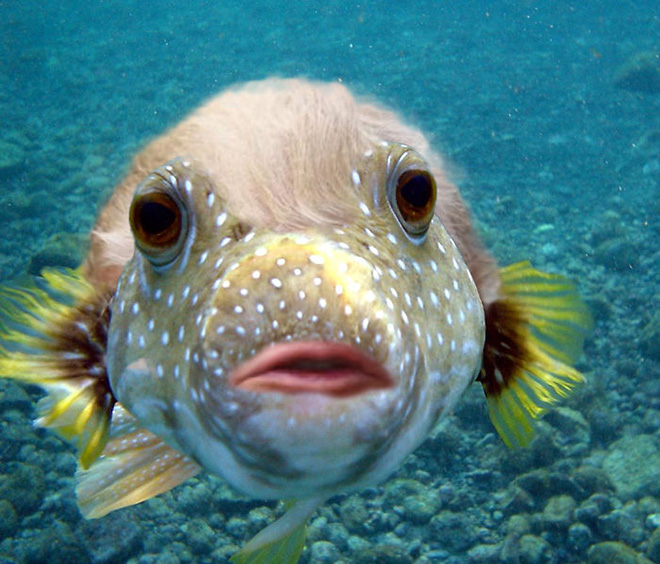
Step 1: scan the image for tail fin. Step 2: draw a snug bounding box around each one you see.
[479,261,592,448]
[0,269,115,468]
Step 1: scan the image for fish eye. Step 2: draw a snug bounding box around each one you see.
[389,166,437,241]
[130,177,188,268]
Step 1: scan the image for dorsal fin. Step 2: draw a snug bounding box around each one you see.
[0,268,115,467]
[479,261,592,447]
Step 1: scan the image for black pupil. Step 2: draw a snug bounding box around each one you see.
[139,201,176,235]
[400,173,432,208]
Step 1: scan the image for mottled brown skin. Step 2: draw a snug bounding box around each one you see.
[83,78,500,308]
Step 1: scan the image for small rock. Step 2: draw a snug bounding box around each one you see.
[514,469,550,498]
[602,434,660,500]
[310,540,341,563]
[575,494,615,526]
[28,232,89,275]
[354,544,412,564]
[184,519,215,555]
[80,514,143,563]
[567,523,592,553]
[518,534,551,564]
[0,383,33,416]
[571,466,613,499]
[614,51,660,94]
[647,528,660,562]
[597,509,645,546]
[500,487,536,516]
[647,513,660,529]
[467,543,501,563]
[593,238,637,271]
[507,514,531,538]
[0,462,45,516]
[429,510,476,553]
[21,520,91,564]
[339,496,370,535]
[587,541,654,564]
[0,501,18,540]
[542,495,577,530]
[225,517,247,539]
[402,492,440,525]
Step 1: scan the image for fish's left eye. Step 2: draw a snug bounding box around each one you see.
[130,178,188,268]
[389,166,437,241]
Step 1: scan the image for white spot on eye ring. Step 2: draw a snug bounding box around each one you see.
[359,202,371,216]
[351,169,361,186]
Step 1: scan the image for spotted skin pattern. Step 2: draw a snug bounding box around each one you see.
[107,142,485,501]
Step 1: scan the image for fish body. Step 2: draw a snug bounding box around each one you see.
[108,150,484,501]
[0,79,590,563]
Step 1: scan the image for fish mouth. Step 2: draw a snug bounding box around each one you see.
[229,341,394,397]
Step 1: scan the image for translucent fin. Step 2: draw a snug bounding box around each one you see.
[0,269,114,467]
[230,497,323,564]
[76,404,200,518]
[479,261,592,448]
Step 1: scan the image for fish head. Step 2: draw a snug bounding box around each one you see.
[107,142,485,499]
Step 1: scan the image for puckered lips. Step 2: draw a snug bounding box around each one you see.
[229,341,394,397]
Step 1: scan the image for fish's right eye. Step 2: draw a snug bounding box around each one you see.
[130,182,188,268]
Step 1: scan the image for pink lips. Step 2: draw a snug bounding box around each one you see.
[229,342,393,397]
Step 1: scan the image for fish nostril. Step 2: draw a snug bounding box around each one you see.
[232,222,252,241]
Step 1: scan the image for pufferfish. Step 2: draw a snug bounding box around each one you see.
[0,79,590,563]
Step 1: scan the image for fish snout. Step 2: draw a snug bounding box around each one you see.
[201,237,401,395]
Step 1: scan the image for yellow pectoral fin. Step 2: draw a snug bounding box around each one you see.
[480,262,592,448]
[0,268,115,468]
[76,404,200,518]
[231,497,323,564]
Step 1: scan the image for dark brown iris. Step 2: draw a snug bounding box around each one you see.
[394,169,436,236]
[129,186,187,267]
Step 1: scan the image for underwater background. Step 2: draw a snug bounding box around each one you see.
[0,1,658,563]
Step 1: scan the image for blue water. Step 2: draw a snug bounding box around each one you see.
[0,1,658,563]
